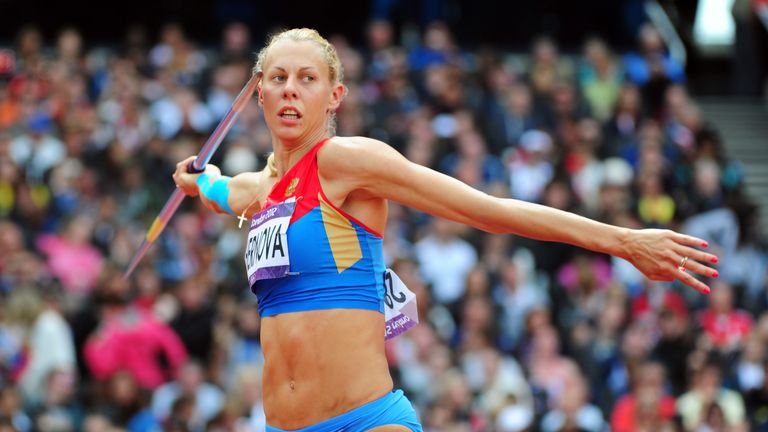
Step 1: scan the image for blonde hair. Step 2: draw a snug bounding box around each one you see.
[254,28,345,89]
[256,28,346,176]
[267,153,277,176]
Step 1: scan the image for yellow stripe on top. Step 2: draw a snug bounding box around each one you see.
[318,192,363,273]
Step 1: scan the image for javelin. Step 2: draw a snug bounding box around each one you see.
[123,73,260,279]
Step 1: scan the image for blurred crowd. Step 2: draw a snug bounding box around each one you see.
[0,15,767,432]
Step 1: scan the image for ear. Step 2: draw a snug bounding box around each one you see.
[327,83,345,112]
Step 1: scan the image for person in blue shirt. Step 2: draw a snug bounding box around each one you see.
[623,24,686,86]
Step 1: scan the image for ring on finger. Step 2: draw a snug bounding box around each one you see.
[678,256,689,272]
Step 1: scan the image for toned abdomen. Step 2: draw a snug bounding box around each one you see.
[260,309,393,429]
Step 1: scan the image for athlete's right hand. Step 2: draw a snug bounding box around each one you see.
[172,156,221,197]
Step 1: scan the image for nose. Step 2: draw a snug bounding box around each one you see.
[283,75,298,99]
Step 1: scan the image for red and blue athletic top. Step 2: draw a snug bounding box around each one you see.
[250,139,386,317]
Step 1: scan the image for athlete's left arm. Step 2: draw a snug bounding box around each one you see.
[330,137,718,294]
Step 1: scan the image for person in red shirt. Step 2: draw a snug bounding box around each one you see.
[697,281,752,352]
[611,361,677,432]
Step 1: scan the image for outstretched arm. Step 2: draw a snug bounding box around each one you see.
[328,137,718,294]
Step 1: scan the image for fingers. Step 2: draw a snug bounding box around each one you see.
[175,155,198,173]
[668,232,719,294]
[666,250,716,294]
[645,258,714,295]
[675,246,719,278]
[174,157,193,183]
[173,155,201,196]
[671,231,709,249]
[676,253,718,279]
[675,268,712,294]
[673,244,719,270]
[668,248,717,295]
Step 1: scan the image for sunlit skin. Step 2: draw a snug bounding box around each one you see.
[174,36,719,431]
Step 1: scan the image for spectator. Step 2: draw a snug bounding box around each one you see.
[526,36,573,108]
[636,170,675,227]
[677,359,748,431]
[214,301,264,390]
[470,348,534,427]
[91,371,158,429]
[35,214,104,297]
[507,129,554,203]
[567,118,607,215]
[697,281,753,353]
[494,256,548,352]
[10,113,66,182]
[169,277,216,363]
[651,291,696,396]
[524,325,581,412]
[4,286,76,408]
[736,333,766,409]
[414,217,477,305]
[585,295,627,411]
[578,37,623,122]
[540,365,607,432]
[407,21,460,73]
[30,369,83,432]
[83,286,187,390]
[556,251,612,323]
[439,129,506,191]
[611,361,677,432]
[149,87,214,139]
[603,83,644,159]
[230,366,266,432]
[148,23,207,86]
[0,386,32,432]
[484,83,541,154]
[150,360,225,430]
[623,23,685,116]
[207,61,251,123]
[218,21,252,65]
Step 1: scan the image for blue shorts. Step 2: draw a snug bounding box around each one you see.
[265,389,422,432]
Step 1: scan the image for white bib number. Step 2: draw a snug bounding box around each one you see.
[384,269,419,340]
[245,199,296,285]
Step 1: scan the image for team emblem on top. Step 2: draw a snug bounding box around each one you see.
[285,178,299,196]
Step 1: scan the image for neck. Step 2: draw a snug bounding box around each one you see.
[271,129,330,177]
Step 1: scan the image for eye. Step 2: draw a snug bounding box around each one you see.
[302,75,315,82]
[272,75,286,82]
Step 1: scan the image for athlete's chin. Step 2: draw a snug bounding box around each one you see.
[274,128,305,141]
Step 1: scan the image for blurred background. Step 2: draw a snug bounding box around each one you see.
[0,0,767,431]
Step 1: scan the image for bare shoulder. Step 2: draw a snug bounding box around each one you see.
[319,136,401,178]
[321,136,389,159]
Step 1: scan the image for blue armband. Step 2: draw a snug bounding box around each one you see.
[196,173,234,215]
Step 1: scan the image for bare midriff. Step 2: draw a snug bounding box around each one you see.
[260,308,393,429]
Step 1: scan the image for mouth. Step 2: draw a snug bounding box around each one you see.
[278,106,302,120]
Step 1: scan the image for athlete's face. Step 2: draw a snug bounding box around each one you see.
[259,39,344,142]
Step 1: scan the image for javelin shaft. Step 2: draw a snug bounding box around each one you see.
[189,74,260,172]
[123,189,186,278]
[124,74,259,279]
